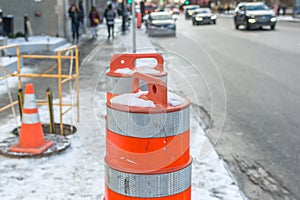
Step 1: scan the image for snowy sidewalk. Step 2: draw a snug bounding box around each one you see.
[0,24,246,199]
[77,26,247,199]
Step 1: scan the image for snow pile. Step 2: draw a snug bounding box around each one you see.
[110,91,186,107]
[138,67,160,74]
[0,91,245,200]
[110,91,155,107]
[7,36,65,45]
[114,68,134,75]
[0,57,18,68]
[0,118,104,200]
[114,67,160,75]
[0,66,35,95]
[189,124,244,199]
[168,92,186,106]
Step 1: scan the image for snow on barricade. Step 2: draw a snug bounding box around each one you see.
[138,67,160,74]
[110,91,185,107]
[114,68,134,75]
[114,67,160,75]
[110,91,155,107]
[168,92,186,106]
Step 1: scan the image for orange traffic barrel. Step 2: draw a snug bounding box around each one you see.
[106,53,167,102]
[10,84,53,154]
[104,72,192,199]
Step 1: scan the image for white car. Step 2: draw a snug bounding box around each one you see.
[146,12,176,37]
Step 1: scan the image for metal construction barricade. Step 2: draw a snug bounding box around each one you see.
[0,44,79,135]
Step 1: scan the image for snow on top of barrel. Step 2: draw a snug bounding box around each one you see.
[110,91,185,107]
[114,68,134,75]
[168,92,186,106]
[114,67,160,75]
[110,91,156,107]
[138,68,160,74]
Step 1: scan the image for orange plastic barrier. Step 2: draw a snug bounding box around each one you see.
[106,53,167,102]
[10,84,53,154]
[104,72,192,199]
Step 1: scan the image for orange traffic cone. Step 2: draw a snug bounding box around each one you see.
[10,84,53,154]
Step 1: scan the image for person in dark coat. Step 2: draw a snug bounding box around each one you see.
[68,4,81,44]
[104,4,116,39]
[89,6,100,38]
[78,1,85,32]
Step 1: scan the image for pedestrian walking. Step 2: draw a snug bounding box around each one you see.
[140,0,145,21]
[78,1,85,32]
[89,6,100,38]
[104,4,116,39]
[68,4,81,44]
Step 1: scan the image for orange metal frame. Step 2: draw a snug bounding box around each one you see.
[0,44,80,135]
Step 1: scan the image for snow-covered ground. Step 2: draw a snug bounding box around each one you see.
[1,36,69,55]
[0,66,35,95]
[0,85,246,200]
[6,36,65,46]
[0,27,246,199]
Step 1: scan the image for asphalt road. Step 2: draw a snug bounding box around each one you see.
[149,15,300,200]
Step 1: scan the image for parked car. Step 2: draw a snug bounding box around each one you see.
[169,7,180,15]
[146,12,176,37]
[294,6,300,18]
[184,5,200,19]
[234,2,277,30]
[192,8,217,25]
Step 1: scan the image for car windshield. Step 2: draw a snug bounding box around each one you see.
[246,4,269,11]
[187,6,199,11]
[151,14,172,20]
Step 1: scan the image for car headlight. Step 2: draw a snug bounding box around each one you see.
[196,16,203,21]
[211,15,217,20]
[270,17,277,22]
[248,18,256,23]
[188,10,193,15]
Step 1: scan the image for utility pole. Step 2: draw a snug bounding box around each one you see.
[24,15,29,41]
[122,0,127,33]
[132,0,136,53]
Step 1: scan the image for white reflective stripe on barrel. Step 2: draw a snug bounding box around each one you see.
[23,94,37,109]
[106,75,167,94]
[105,164,191,198]
[22,113,40,124]
[107,106,189,138]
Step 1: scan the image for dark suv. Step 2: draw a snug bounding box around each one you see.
[234,2,277,30]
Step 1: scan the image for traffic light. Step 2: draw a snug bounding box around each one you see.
[128,0,132,4]
[185,0,190,5]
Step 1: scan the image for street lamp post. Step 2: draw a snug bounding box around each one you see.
[132,0,136,53]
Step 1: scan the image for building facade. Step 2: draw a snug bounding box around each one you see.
[0,0,106,40]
